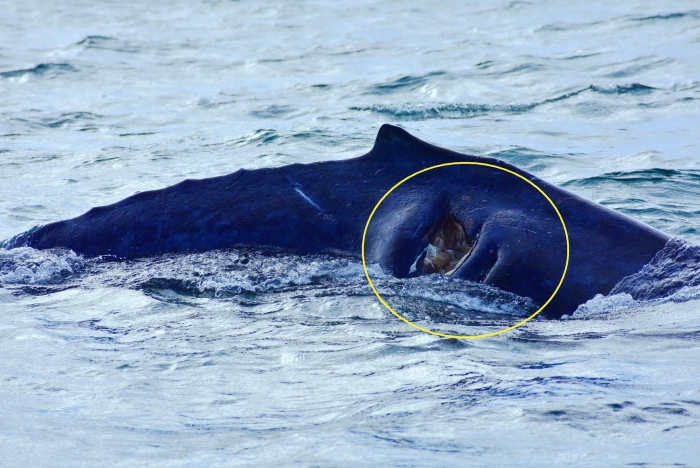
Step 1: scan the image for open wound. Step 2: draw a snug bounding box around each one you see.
[409,210,474,276]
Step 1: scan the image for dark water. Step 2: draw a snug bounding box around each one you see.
[1,1,700,466]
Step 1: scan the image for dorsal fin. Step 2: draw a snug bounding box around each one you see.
[371,124,421,154]
[368,124,489,169]
[368,124,455,167]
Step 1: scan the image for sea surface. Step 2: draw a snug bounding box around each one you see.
[1,1,700,466]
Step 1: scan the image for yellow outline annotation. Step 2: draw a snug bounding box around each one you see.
[360,162,570,339]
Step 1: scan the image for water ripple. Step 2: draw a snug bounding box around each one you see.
[365,72,447,95]
[632,11,700,22]
[351,83,658,120]
[0,63,77,80]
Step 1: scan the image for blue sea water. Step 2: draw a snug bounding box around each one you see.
[1,1,700,466]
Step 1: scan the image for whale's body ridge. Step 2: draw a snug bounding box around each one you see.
[8,125,669,318]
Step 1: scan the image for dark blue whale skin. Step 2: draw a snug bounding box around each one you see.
[9,124,668,318]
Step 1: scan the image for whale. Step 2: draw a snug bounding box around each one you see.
[7,124,669,318]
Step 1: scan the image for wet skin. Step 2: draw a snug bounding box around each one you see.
[10,125,669,318]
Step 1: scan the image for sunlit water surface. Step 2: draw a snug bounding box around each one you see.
[1,1,700,466]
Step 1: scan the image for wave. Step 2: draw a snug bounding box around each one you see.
[365,72,447,95]
[540,10,699,32]
[73,35,139,53]
[481,63,545,76]
[563,170,700,241]
[0,247,86,285]
[0,63,77,79]
[206,128,351,152]
[350,102,536,120]
[351,83,657,120]
[3,238,697,321]
[250,105,298,119]
[589,83,656,94]
[631,11,700,22]
[44,111,102,129]
[0,247,535,318]
[603,58,673,79]
[218,129,279,147]
[564,168,700,187]
[10,111,103,130]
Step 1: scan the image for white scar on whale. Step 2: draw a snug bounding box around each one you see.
[292,182,324,212]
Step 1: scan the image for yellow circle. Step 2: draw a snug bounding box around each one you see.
[361,162,570,339]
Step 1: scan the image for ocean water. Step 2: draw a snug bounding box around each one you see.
[1,0,700,466]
